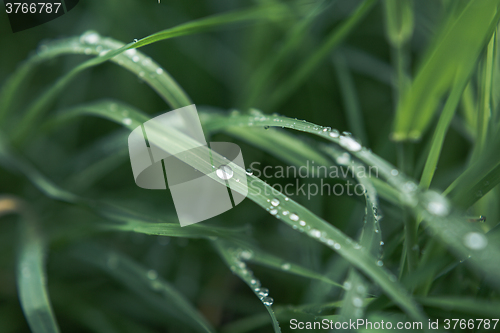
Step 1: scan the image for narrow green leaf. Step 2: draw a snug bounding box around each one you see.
[392,0,500,141]
[268,0,377,110]
[0,196,61,333]
[72,244,215,333]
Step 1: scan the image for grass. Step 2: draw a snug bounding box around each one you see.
[1,0,500,332]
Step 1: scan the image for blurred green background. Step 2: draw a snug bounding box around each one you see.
[1,0,500,332]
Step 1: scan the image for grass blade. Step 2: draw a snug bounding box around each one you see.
[0,196,61,333]
[392,0,500,141]
[268,0,377,110]
[72,244,215,333]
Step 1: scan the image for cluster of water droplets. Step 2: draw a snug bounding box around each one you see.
[78,31,169,84]
[230,248,274,307]
[342,279,368,317]
[263,197,291,220]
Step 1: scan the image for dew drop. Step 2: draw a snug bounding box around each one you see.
[334,243,341,250]
[329,129,340,138]
[376,260,383,266]
[339,135,362,152]
[310,229,321,238]
[264,126,270,130]
[299,220,306,226]
[84,48,92,55]
[282,210,289,216]
[147,269,158,280]
[156,68,164,75]
[352,297,363,307]
[125,48,137,56]
[122,118,132,125]
[240,250,253,260]
[134,38,139,43]
[336,152,351,165]
[255,287,269,297]
[271,198,280,207]
[289,213,299,221]
[151,280,162,290]
[132,55,140,63]
[390,169,399,176]
[403,181,418,192]
[270,209,278,215]
[344,281,352,290]
[357,285,366,293]
[262,296,274,306]
[245,168,253,176]
[281,262,291,270]
[380,241,384,246]
[216,165,233,180]
[250,279,260,287]
[81,31,100,44]
[463,232,487,250]
[249,108,263,116]
[425,192,450,216]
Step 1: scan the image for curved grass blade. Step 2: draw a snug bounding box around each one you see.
[199,110,500,295]
[219,238,343,288]
[0,134,245,241]
[268,0,377,110]
[419,77,467,190]
[322,145,381,321]
[5,3,293,142]
[221,301,344,333]
[392,0,500,141]
[417,296,500,318]
[0,196,60,333]
[48,102,428,324]
[214,240,282,333]
[332,53,368,145]
[242,0,330,108]
[71,244,215,333]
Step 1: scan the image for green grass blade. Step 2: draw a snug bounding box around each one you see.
[200,110,500,295]
[392,0,500,141]
[473,32,496,160]
[241,0,329,108]
[419,77,467,190]
[332,53,369,145]
[7,3,293,142]
[444,134,500,208]
[72,244,215,333]
[215,240,282,333]
[417,296,500,318]
[268,0,377,110]
[45,104,427,323]
[0,133,245,242]
[0,197,61,333]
